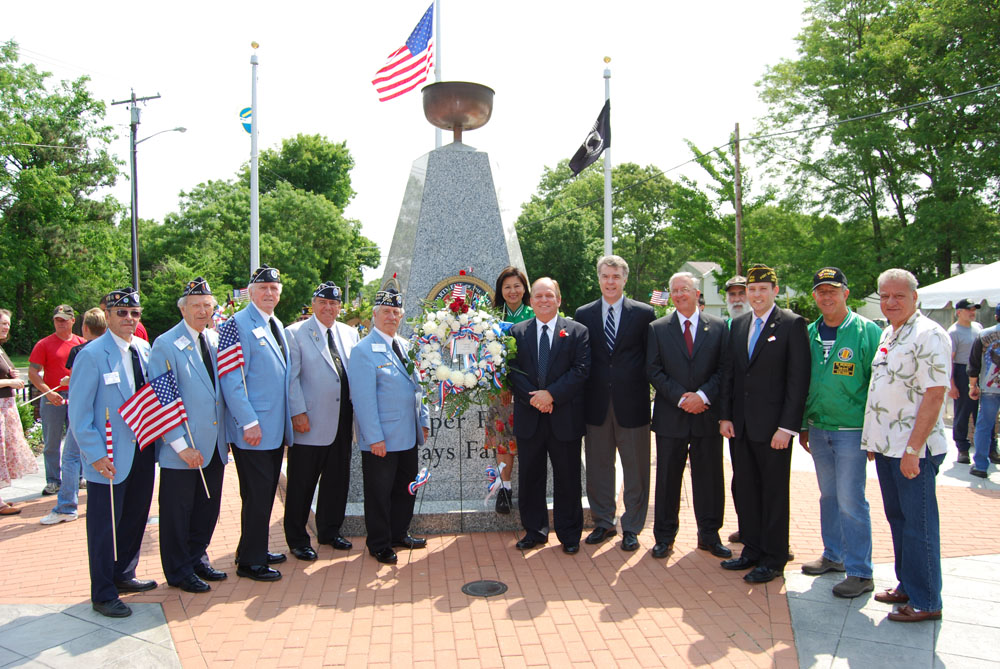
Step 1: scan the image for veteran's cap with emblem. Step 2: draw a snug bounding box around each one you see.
[813,267,848,290]
[746,264,778,285]
[182,276,213,297]
[724,275,747,290]
[52,305,75,320]
[374,287,403,308]
[106,287,140,308]
[313,281,342,301]
[955,298,979,310]
[250,264,281,284]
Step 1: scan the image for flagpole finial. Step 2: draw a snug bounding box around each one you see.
[251,41,259,49]
[604,56,611,64]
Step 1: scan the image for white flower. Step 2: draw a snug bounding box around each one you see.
[419,359,430,370]
[436,310,447,320]
[472,323,485,334]
[464,373,478,388]
[458,313,470,326]
[485,329,496,340]
[449,370,466,388]
[435,366,451,381]
[486,341,504,358]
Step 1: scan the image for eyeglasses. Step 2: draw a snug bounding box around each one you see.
[114,309,142,318]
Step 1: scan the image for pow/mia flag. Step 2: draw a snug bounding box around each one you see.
[568,99,611,176]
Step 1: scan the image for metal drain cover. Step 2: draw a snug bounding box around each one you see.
[461,580,508,597]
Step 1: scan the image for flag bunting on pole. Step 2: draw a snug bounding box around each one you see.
[119,370,188,450]
[105,418,114,463]
[650,290,670,306]
[372,3,435,102]
[216,318,245,378]
[569,99,611,176]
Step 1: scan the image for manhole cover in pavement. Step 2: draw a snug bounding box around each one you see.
[461,580,508,597]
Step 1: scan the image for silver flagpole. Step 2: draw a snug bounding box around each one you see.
[603,57,612,256]
[434,0,442,148]
[250,42,260,272]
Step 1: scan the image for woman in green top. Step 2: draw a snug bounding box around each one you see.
[486,266,533,514]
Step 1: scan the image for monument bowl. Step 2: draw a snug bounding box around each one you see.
[422,81,495,143]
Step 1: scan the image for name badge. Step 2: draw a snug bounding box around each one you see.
[252,326,267,339]
[372,343,387,353]
[174,335,192,350]
[103,372,121,385]
[832,361,855,376]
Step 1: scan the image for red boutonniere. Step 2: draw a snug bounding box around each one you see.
[879,347,888,354]
[558,328,568,338]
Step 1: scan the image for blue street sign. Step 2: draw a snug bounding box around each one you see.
[240,107,252,134]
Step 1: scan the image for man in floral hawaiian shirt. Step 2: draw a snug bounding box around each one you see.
[861,268,950,623]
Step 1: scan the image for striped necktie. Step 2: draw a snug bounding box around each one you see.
[605,306,616,354]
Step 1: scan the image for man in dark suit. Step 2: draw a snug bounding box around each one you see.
[574,255,655,551]
[646,272,731,559]
[509,277,591,554]
[719,264,810,583]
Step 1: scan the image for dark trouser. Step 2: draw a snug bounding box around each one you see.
[584,403,650,533]
[361,446,417,551]
[517,415,583,546]
[284,419,353,548]
[158,449,225,585]
[231,445,284,566]
[86,441,156,603]
[730,434,792,571]
[653,434,725,545]
[953,363,978,451]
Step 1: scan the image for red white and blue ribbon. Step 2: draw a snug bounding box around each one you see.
[484,462,507,506]
[408,467,431,495]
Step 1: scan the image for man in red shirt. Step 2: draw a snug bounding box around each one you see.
[29,305,86,495]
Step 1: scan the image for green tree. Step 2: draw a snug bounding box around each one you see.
[241,133,356,209]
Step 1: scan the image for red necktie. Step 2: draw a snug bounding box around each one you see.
[684,320,694,356]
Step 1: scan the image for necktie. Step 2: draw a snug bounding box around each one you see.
[683,319,694,357]
[269,318,286,360]
[391,339,407,367]
[748,317,763,354]
[199,332,215,389]
[327,328,351,403]
[129,345,146,393]
[605,306,616,354]
[537,324,550,388]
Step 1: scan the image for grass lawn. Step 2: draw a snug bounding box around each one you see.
[8,353,29,368]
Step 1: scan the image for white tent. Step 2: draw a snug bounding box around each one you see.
[917,261,1000,309]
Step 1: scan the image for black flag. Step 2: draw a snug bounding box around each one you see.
[568,100,611,176]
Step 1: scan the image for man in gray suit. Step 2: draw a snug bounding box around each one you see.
[284,281,359,560]
[148,277,229,593]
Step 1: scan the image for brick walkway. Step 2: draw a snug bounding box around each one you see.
[2,452,998,668]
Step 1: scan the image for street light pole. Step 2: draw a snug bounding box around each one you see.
[129,104,140,292]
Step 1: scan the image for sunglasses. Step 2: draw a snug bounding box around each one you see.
[114,309,142,318]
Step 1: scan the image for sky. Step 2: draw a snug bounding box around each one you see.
[4,0,807,282]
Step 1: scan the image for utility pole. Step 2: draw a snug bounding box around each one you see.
[733,122,744,276]
[250,43,260,274]
[111,90,161,293]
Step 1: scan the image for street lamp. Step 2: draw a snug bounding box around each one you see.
[128,114,186,292]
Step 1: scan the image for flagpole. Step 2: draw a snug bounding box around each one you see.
[433,0,442,148]
[250,42,260,273]
[106,408,118,563]
[164,360,212,498]
[603,57,612,256]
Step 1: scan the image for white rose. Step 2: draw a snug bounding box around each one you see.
[464,373,478,388]
[458,313,470,326]
[449,370,466,387]
[436,310,447,320]
[435,366,451,381]
[424,319,437,333]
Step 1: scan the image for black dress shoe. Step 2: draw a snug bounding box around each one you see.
[621,531,639,552]
[721,556,758,571]
[173,574,211,593]
[194,564,227,581]
[515,535,547,550]
[585,527,617,545]
[321,535,353,551]
[93,598,132,618]
[651,542,673,559]
[744,566,782,583]
[266,552,287,565]
[369,547,398,564]
[291,546,318,561]
[236,564,282,581]
[562,543,580,554]
[115,578,158,593]
[391,535,427,549]
[495,487,512,514]
[698,542,733,558]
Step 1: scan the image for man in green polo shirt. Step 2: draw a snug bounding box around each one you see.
[799,267,882,598]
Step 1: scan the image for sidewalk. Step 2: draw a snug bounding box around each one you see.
[0,435,998,668]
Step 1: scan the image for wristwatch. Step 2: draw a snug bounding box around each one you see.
[904,446,921,456]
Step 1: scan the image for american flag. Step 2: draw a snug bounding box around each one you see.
[119,370,188,450]
[105,418,114,464]
[232,288,249,302]
[650,290,670,306]
[216,318,244,377]
[451,284,467,301]
[372,4,434,102]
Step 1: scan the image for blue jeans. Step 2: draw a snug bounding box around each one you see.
[39,393,69,484]
[874,452,944,612]
[809,428,873,578]
[51,429,82,515]
[973,393,1000,472]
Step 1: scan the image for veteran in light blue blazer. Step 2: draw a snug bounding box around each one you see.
[148,277,229,593]
[69,287,158,618]
[348,288,430,565]
[218,264,293,582]
[283,282,359,560]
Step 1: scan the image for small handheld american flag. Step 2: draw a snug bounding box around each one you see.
[650,290,670,306]
[450,284,467,301]
[119,370,188,450]
[216,318,245,377]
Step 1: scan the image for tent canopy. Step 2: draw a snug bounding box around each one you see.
[917,260,1000,309]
